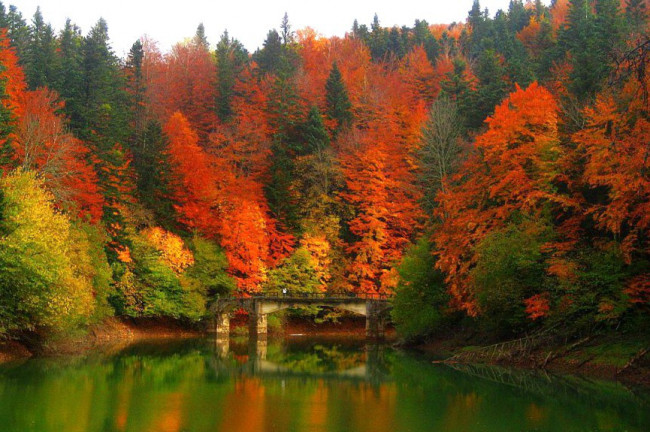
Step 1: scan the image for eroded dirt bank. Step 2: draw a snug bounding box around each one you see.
[418,332,650,386]
[0,317,202,362]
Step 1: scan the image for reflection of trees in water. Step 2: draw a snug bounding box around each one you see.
[0,341,234,431]
[211,337,393,387]
[267,343,366,373]
[389,352,650,432]
[0,338,649,432]
[446,362,650,414]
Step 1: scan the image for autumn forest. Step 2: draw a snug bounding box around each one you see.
[0,0,648,343]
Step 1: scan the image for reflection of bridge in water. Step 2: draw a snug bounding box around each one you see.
[213,293,393,339]
[211,338,391,385]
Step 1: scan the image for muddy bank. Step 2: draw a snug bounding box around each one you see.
[0,340,32,363]
[418,332,650,386]
[0,317,202,362]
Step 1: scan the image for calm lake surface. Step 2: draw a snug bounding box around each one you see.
[0,336,648,432]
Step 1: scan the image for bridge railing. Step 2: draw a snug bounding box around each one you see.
[219,292,393,301]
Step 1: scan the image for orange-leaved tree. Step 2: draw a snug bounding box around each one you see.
[339,60,426,295]
[572,74,650,307]
[13,89,104,222]
[0,32,103,222]
[165,112,219,236]
[147,40,216,143]
[207,69,294,293]
[434,82,574,315]
[340,126,423,295]
[0,29,26,118]
[0,28,26,166]
[572,93,650,262]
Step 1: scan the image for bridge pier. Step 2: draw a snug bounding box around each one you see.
[365,301,386,339]
[215,337,230,358]
[215,313,230,339]
[249,337,267,361]
[249,311,268,340]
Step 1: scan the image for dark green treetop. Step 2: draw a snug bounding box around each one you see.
[324,62,353,136]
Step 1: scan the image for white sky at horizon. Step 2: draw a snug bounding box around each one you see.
[9,0,550,57]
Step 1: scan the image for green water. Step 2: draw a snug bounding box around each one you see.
[0,337,648,432]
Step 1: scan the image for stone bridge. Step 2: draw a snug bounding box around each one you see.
[212,293,392,339]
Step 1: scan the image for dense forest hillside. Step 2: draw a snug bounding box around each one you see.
[0,0,648,342]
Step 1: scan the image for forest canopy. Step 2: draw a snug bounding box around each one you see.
[0,0,648,340]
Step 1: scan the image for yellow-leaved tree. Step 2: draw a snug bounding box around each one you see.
[0,169,102,334]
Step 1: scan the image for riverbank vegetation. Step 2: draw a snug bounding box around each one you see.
[0,0,648,352]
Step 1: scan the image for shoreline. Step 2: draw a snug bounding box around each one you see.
[0,317,203,363]
[415,332,650,387]
[3,318,649,388]
[0,316,381,363]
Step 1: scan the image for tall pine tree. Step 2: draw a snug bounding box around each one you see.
[82,19,133,262]
[0,4,29,65]
[193,23,209,49]
[24,7,58,89]
[125,39,145,136]
[55,19,85,130]
[324,62,353,136]
[215,30,248,122]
